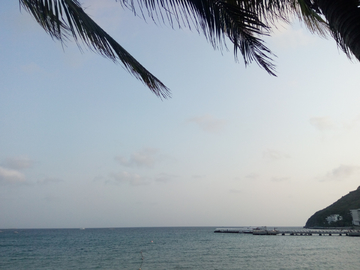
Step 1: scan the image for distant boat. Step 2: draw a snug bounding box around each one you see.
[252,227,278,235]
[214,228,240,233]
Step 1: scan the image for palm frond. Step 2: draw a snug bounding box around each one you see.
[120,0,277,74]
[19,0,171,99]
[293,0,329,37]
[20,0,333,94]
[215,0,276,74]
[315,0,360,61]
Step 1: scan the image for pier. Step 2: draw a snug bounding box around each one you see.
[277,230,349,236]
[214,228,357,236]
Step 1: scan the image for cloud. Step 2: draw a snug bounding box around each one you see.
[309,116,337,131]
[20,63,44,74]
[271,177,290,182]
[244,173,260,180]
[4,156,34,170]
[0,166,25,184]
[310,115,360,133]
[233,173,260,181]
[115,148,159,168]
[100,168,176,186]
[322,165,360,181]
[37,178,63,185]
[263,149,290,160]
[188,115,226,133]
[269,23,316,50]
[109,171,149,186]
[154,173,177,183]
[338,115,360,130]
[93,175,104,182]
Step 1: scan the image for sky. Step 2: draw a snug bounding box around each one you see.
[1,1,360,229]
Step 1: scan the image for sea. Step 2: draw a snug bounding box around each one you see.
[1,226,359,269]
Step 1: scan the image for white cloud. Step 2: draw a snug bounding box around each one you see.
[4,156,34,170]
[321,165,360,181]
[269,23,316,50]
[109,171,149,186]
[310,115,360,132]
[244,173,260,180]
[154,173,177,183]
[341,115,360,130]
[309,116,337,131]
[115,148,159,168]
[263,149,290,160]
[234,173,260,181]
[37,178,63,185]
[0,166,25,184]
[188,115,226,132]
[271,176,290,182]
[105,171,175,185]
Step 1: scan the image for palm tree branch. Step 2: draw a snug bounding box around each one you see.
[315,0,360,60]
[120,0,277,74]
[291,0,329,37]
[19,0,171,99]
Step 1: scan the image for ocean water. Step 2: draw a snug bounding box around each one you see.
[1,226,359,269]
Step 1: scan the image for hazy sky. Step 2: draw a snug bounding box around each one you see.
[1,1,360,229]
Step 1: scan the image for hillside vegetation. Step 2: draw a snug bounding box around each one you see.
[305,186,360,228]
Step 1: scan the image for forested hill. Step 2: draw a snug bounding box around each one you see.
[305,186,360,228]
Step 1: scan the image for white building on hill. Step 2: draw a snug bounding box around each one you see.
[350,209,360,226]
[325,214,343,224]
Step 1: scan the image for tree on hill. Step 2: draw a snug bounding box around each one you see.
[19,0,358,98]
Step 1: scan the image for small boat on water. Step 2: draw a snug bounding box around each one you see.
[214,227,254,234]
[214,227,279,235]
[214,228,241,233]
[252,227,279,235]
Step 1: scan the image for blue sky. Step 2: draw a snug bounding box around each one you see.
[1,1,360,228]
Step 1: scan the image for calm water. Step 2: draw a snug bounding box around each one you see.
[1,227,359,269]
